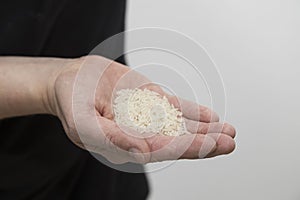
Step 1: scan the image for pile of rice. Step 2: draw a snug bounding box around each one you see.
[113,88,187,136]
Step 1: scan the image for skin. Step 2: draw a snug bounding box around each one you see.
[0,55,236,164]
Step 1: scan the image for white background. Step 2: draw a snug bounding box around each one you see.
[126,1,300,200]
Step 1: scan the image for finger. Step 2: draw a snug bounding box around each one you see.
[184,119,236,138]
[146,134,217,162]
[140,83,165,95]
[100,148,147,165]
[166,95,219,122]
[205,133,236,158]
[139,84,219,122]
[97,117,151,164]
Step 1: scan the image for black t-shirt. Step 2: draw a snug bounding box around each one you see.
[0,0,149,199]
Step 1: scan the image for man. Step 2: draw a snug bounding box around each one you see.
[0,0,236,199]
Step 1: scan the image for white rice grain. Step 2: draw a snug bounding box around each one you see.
[113,88,187,136]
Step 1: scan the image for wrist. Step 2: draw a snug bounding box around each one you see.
[42,57,77,116]
[0,57,74,119]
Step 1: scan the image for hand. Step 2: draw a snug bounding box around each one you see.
[47,55,236,164]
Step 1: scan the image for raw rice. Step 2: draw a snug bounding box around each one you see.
[113,88,187,136]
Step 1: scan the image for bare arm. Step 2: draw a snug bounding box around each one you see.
[0,55,236,163]
[0,56,69,119]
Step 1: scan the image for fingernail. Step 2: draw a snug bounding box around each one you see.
[198,136,217,158]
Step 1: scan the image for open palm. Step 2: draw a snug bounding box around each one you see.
[50,55,236,164]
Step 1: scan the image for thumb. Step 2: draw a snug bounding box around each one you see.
[98,117,151,163]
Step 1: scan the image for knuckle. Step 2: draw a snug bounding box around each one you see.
[200,123,209,134]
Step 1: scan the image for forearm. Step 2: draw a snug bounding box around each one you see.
[0,56,69,119]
